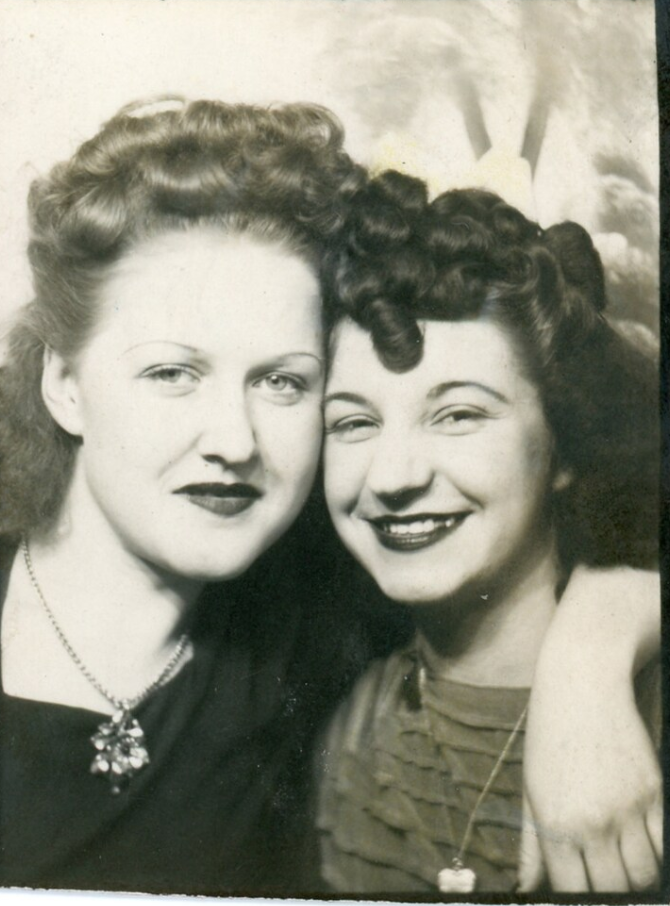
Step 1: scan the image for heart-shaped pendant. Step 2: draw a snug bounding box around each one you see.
[438,865,476,893]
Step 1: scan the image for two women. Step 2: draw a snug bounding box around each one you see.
[318,176,661,892]
[0,99,661,894]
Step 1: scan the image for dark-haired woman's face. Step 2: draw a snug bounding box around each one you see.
[324,317,567,605]
[44,228,324,580]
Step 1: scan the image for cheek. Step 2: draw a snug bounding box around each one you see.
[82,400,174,469]
[78,396,191,496]
[431,439,497,495]
[503,419,555,500]
[484,436,555,528]
[324,443,369,513]
[524,431,555,481]
[79,372,145,442]
[257,403,323,484]
[443,422,553,498]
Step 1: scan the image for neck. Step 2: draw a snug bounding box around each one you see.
[21,490,204,695]
[29,525,202,634]
[413,541,561,688]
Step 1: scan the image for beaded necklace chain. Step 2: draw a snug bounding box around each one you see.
[417,664,528,893]
[22,538,191,794]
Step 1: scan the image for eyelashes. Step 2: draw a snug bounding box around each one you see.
[142,364,200,385]
[325,406,491,442]
[141,364,311,404]
[253,372,304,393]
[252,372,307,405]
[431,406,488,433]
[325,415,378,442]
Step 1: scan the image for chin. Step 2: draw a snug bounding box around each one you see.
[183,561,251,582]
[372,574,442,606]
[193,527,296,581]
[144,542,262,584]
[371,565,466,607]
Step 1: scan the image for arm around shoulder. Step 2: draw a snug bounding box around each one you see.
[519,565,662,892]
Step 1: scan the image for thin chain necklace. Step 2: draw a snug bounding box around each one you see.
[417,664,528,893]
[21,538,191,794]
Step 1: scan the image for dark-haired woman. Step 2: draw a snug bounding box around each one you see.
[0,101,660,895]
[317,178,661,893]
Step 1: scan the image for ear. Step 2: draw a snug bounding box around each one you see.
[41,348,84,437]
[552,466,573,493]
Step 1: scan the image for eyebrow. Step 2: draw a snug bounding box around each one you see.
[122,341,200,356]
[270,353,323,366]
[427,381,509,403]
[323,391,370,407]
[252,353,324,376]
[122,342,323,368]
[324,382,508,408]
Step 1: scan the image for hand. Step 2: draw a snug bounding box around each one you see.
[519,688,661,892]
[518,566,661,892]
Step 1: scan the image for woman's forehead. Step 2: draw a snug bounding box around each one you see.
[88,227,323,355]
[327,317,533,401]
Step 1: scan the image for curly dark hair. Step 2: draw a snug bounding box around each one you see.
[322,172,659,569]
[0,97,365,541]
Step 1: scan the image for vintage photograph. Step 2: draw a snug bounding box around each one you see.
[0,0,662,900]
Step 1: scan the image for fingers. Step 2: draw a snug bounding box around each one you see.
[645,797,663,864]
[539,809,663,893]
[517,795,545,892]
[543,842,589,892]
[619,816,660,890]
[581,838,630,892]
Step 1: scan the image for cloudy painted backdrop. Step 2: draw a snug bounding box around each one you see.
[0,0,658,337]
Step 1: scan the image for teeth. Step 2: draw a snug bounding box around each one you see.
[382,516,459,535]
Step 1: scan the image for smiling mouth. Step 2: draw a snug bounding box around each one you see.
[365,513,469,552]
[174,483,262,517]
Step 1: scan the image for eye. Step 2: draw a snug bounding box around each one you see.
[253,372,304,404]
[142,364,200,387]
[261,373,296,392]
[325,415,379,443]
[432,406,487,434]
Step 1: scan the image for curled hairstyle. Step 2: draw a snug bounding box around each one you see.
[0,98,364,541]
[322,173,659,568]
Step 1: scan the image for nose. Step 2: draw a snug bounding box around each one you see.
[196,387,258,467]
[365,427,433,509]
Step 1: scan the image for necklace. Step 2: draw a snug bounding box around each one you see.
[21,538,191,794]
[417,664,528,894]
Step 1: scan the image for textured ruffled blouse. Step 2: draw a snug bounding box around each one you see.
[317,645,661,894]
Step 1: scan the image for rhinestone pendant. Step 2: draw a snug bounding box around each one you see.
[90,707,150,794]
[438,858,477,893]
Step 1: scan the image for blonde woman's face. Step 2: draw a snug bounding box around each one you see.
[52,228,324,580]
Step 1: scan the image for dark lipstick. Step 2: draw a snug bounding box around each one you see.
[365,512,469,552]
[175,482,261,517]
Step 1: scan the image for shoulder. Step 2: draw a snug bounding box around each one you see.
[318,647,414,775]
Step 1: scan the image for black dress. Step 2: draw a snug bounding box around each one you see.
[0,502,390,895]
[0,571,321,895]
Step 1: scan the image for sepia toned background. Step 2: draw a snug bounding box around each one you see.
[0,0,659,344]
[0,4,661,905]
